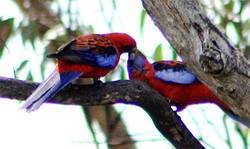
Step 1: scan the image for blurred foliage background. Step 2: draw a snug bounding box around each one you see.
[0,0,249,149]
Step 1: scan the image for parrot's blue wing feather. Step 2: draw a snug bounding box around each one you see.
[154,68,198,84]
[153,62,199,85]
[70,49,117,68]
[21,71,82,112]
[48,47,117,69]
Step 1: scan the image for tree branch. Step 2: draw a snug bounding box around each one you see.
[142,0,250,124]
[0,76,204,149]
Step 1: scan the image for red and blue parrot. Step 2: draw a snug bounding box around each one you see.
[21,33,137,112]
[127,49,250,127]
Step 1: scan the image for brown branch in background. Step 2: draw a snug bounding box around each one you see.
[0,76,204,149]
[0,18,14,56]
[84,106,135,149]
[15,0,59,25]
[15,0,60,37]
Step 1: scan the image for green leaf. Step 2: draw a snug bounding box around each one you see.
[168,45,178,60]
[244,46,250,58]
[40,63,46,80]
[120,66,126,80]
[224,0,234,12]
[19,21,37,49]
[140,9,146,35]
[0,18,14,57]
[81,107,100,149]
[29,21,37,49]
[243,20,250,31]
[172,50,177,60]
[26,71,34,81]
[112,0,117,9]
[40,49,49,80]
[19,21,27,46]
[16,60,28,73]
[88,25,95,34]
[219,16,228,29]
[235,124,248,149]
[153,43,163,61]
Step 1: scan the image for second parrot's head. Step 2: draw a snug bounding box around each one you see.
[127,49,152,80]
[104,33,137,53]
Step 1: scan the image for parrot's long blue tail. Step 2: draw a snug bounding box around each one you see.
[21,70,82,112]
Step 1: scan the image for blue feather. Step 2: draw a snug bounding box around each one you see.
[155,68,198,84]
[21,71,82,112]
[95,54,117,68]
[53,50,117,68]
[127,52,145,74]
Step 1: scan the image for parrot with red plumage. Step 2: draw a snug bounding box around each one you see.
[127,49,250,127]
[21,33,137,112]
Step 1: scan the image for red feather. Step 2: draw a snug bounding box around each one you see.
[56,60,112,79]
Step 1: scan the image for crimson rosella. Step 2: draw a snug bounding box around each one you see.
[127,49,226,110]
[21,33,137,112]
[127,49,250,127]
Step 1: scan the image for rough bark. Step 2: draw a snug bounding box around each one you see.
[0,76,204,149]
[142,0,250,123]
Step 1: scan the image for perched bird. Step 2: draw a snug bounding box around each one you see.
[127,49,227,111]
[21,33,137,112]
[127,49,250,127]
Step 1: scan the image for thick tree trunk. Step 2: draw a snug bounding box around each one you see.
[142,0,250,124]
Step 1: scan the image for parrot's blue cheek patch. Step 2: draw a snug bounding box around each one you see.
[127,52,146,78]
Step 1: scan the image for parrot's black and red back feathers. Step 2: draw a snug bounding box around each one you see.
[47,35,118,68]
